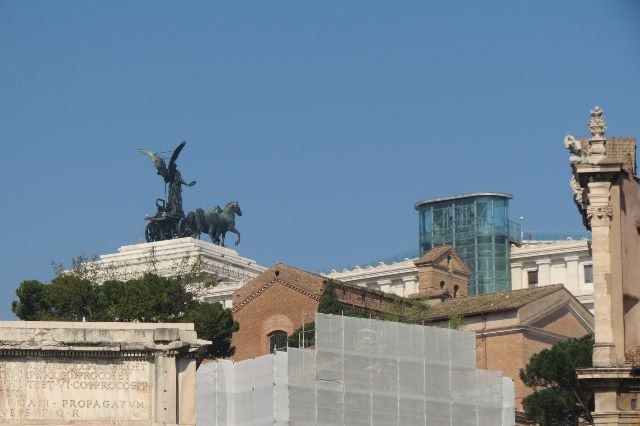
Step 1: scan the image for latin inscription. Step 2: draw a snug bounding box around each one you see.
[0,358,151,424]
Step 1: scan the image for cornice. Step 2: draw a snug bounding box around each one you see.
[232,278,321,313]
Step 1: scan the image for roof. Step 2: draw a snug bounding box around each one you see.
[415,246,451,264]
[232,262,403,314]
[414,192,513,209]
[233,263,326,312]
[421,284,565,321]
[413,246,470,275]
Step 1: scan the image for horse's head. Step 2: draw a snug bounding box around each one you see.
[225,201,242,216]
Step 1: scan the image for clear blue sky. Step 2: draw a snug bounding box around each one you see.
[1,1,639,319]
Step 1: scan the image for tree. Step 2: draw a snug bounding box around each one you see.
[519,335,594,425]
[46,275,97,321]
[288,321,315,348]
[11,280,49,320]
[318,279,343,315]
[12,272,238,359]
[183,301,238,360]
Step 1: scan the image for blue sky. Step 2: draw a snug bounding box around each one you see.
[1,1,639,319]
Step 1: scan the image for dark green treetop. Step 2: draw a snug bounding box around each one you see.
[318,279,343,315]
[12,272,238,359]
[519,334,594,425]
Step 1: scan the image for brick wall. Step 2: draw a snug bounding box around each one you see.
[232,282,319,361]
[417,268,468,297]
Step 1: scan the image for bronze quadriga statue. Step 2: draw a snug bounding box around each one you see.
[139,142,241,246]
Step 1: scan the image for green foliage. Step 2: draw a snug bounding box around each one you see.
[375,298,431,324]
[107,273,192,322]
[182,301,238,359]
[343,309,369,318]
[288,321,315,348]
[46,275,97,321]
[11,280,49,320]
[12,272,237,359]
[403,300,429,323]
[519,335,594,425]
[318,279,343,315]
[447,313,465,330]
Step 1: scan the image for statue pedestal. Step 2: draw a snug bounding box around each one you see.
[91,238,266,308]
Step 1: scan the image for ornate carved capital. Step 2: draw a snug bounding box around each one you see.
[586,205,613,224]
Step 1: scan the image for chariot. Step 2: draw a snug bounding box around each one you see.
[144,198,195,242]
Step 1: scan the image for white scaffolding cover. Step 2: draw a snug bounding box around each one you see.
[196,314,515,426]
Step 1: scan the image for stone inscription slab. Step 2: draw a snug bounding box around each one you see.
[0,357,151,425]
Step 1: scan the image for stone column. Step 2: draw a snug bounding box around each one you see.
[587,181,616,366]
[377,279,393,294]
[536,259,552,286]
[402,276,418,295]
[564,255,580,295]
[511,262,523,290]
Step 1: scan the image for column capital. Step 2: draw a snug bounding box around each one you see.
[587,205,613,226]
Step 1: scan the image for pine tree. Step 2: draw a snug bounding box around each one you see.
[520,335,594,425]
[318,279,343,315]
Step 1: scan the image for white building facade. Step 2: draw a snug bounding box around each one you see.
[327,239,594,311]
[510,239,593,310]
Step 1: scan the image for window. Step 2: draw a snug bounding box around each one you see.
[584,264,593,284]
[440,281,445,289]
[527,270,538,288]
[453,285,459,298]
[631,398,637,410]
[269,330,288,353]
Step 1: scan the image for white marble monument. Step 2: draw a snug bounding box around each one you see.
[86,238,266,308]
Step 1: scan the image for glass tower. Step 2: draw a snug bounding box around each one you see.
[415,193,519,295]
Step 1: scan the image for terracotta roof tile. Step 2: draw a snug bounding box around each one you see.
[421,284,565,321]
[414,246,452,264]
[413,246,470,274]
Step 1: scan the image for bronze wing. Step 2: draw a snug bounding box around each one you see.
[138,148,169,179]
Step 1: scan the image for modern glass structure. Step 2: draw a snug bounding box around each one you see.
[415,193,521,295]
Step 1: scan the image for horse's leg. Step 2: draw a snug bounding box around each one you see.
[229,227,241,246]
[221,231,227,247]
[211,228,220,245]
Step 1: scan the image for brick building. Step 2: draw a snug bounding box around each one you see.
[413,245,469,300]
[231,262,406,361]
[422,284,594,411]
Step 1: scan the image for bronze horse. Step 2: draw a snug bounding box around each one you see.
[183,202,242,246]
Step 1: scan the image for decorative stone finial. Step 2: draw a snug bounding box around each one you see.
[589,106,607,140]
[587,106,607,162]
